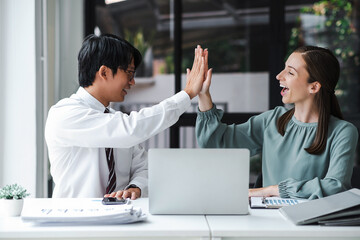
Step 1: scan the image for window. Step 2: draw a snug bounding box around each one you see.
[181,0,270,113]
[84,0,360,186]
[285,0,360,166]
[286,0,360,114]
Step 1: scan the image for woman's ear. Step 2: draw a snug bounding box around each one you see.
[310,81,321,94]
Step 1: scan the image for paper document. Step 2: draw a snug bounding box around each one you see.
[250,197,308,209]
[21,198,147,224]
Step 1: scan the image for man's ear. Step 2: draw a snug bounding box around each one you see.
[98,65,108,81]
[310,81,321,94]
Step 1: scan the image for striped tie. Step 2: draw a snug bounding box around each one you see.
[104,108,116,194]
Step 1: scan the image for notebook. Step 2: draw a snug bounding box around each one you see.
[279,188,360,225]
[148,148,250,215]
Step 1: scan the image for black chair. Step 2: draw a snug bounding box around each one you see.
[351,165,360,189]
[253,173,263,188]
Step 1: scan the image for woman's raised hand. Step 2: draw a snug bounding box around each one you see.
[200,48,212,96]
[196,47,213,112]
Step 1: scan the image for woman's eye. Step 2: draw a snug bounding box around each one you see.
[288,71,294,76]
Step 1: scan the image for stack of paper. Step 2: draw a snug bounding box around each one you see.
[21,198,147,224]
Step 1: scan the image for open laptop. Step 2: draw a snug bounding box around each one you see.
[148,148,250,215]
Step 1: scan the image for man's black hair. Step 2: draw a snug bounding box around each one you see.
[77,33,142,87]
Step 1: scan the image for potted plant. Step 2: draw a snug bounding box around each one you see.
[0,183,30,216]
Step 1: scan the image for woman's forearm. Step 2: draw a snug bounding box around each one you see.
[198,92,213,112]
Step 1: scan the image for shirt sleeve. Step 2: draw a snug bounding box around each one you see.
[196,105,273,156]
[127,144,148,197]
[46,91,190,148]
[278,123,358,199]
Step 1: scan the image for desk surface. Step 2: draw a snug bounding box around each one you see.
[207,208,360,239]
[0,198,209,239]
[0,198,359,240]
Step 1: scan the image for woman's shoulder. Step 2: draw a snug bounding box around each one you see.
[257,106,289,120]
[250,106,289,129]
[272,106,289,115]
[329,116,359,139]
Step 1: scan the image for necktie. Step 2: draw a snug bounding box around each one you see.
[104,108,116,194]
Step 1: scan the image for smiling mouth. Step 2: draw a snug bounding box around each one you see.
[280,84,289,96]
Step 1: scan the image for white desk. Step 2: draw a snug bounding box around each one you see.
[0,198,209,240]
[206,208,360,240]
[0,198,359,240]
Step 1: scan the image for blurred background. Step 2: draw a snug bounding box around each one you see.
[0,0,359,197]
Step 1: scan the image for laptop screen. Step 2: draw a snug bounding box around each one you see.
[148,148,250,215]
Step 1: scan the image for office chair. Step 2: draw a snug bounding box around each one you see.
[351,165,360,189]
[253,173,263,188]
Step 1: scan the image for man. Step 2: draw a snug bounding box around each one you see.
[45,34,209,199]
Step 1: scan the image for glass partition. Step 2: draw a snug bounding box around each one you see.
[94,0,177,148]
[181,0,270,113]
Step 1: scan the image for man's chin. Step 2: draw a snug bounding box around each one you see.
[112,96,125,103]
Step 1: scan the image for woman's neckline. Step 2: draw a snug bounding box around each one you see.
[291,115,318,127]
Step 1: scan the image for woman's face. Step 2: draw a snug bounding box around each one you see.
[276,52,313,105]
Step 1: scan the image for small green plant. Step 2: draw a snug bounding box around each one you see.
[0,184,30,200]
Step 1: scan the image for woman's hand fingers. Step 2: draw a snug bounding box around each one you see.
[200,68,212,95]
[204,49,208,78]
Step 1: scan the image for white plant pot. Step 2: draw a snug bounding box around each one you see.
[0,198,24,217]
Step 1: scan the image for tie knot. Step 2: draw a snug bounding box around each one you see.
[104,108,110,113]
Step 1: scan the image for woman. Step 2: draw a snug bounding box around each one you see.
[196,46,358,199]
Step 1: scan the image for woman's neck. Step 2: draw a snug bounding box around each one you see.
[293,102,319,123]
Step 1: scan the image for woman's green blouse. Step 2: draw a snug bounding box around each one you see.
[196,105,358,199]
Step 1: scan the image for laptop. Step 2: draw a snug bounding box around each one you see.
[148,148,250,215]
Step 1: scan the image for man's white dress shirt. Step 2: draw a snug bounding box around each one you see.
[45,87,191,198]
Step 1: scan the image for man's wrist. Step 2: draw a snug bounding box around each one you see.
[126,184,141,197]
[125,184,139,190]
[184,89,194,99]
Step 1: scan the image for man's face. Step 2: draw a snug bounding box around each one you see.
[108,59,136,102]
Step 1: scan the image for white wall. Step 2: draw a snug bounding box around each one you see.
[0,0,37,195]
[122,72,269,113]
[0,0,83,198]
[0,0,5,188]
[57,0,83,100]
[46,0,83,130]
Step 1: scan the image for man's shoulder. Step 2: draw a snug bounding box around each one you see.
[47,96,92,127]
[50,95,88,112]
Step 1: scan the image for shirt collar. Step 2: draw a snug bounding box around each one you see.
[75,87,109,112]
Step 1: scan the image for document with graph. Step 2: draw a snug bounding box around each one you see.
[250,196,308,209]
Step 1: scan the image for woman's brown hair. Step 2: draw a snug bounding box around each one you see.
[277,46,343,155]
